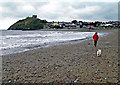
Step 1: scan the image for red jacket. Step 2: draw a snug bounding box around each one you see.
[93,33,99,41]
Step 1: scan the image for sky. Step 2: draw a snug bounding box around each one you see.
[0,0,119,30]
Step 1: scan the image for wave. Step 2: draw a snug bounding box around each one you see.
[1,31,106,55]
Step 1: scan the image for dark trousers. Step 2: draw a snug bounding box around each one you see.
[94,41,97,47]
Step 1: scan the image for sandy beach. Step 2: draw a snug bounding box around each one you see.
[2,29,119,84]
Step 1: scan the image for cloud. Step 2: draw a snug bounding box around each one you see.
[18,5,34,11]
[0,17,21,30]
[0,0,119,29]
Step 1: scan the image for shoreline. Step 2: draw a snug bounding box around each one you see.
[2,29,118,83]
[1,29,110,56]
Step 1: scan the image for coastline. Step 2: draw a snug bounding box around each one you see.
[1,28,110,56]
[1,29,107,56]
[2,29,118,83]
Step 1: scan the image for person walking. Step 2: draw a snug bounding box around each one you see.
[93,32,99,47]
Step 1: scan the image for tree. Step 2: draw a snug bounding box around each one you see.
[72,20,77,24]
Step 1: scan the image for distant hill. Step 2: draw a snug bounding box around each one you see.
[8,16,47,30]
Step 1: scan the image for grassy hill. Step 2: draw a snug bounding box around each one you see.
[8,17,47,30]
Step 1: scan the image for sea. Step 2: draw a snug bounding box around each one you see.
[0,30,107,55]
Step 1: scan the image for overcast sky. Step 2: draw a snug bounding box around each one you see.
[0,0,119,30]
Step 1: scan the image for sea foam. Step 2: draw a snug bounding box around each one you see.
[0,30,106,55]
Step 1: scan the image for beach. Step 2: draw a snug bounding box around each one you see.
[2,29,118,83]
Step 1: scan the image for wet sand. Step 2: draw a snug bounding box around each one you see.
[2,29,118,83]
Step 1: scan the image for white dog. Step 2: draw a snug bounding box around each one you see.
[97,49,101,57]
